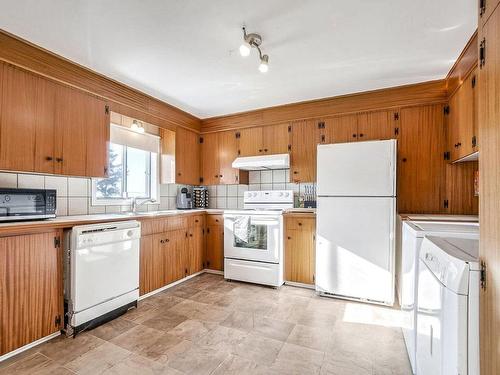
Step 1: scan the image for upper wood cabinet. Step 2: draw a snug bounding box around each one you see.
[175,127,200,185]
[200,132,220,185]
[0,230,63,356]
[159,128,176,184]
[0,64,55,173]
[0,64,110,177]
[319,114,358,144]
[479,0,500,28]
[237,124,289,156]
[357,110,398,141]
[200,130,248,185]
[289,119,316,183]
[398,105,446,213]
[447,68,478,161]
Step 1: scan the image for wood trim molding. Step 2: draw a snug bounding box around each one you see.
[201,79,447,133]
[0,29,201,132]
[446,30,478,97]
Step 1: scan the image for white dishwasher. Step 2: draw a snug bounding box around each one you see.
[64,220,141,336]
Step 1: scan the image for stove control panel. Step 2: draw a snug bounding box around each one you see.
[243,190,294,209]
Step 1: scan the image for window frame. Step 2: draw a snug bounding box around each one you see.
[91,143,159,207]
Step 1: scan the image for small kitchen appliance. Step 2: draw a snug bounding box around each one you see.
[193,186,209,208]
[176,187,193,209]
[0,188,56,221]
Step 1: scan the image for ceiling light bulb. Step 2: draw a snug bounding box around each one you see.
[239,42,251,57]
[259,54,269,73]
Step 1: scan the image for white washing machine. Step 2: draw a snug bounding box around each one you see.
[416,236,479,375]
[400,221,479,374]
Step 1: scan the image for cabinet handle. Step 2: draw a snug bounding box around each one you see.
[287,236,292,240]
[259,149,263,153]
[195,219,199,223]
[402,158,407,162]
[359,133,364,138]
[165,238,170,242]
[177,172,181,176]
[457,142,461,147]
[160,239,164,244]
[45,156,53,161]
[352,134,357,138]
[56,157,63,162]
[298,222,302,226]
[293,171,299,175]
[264,149,268,152]
[219,175,223,178]
[214,175,219,178]
[215,219,219,222]
[189,234,193,237]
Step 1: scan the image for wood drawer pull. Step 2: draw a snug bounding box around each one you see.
[195,219,199,223]
[45,156,53,161]
[287,236,292,240]
[298,222,302,226]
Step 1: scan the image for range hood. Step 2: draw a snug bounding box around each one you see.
[232,153,290,171]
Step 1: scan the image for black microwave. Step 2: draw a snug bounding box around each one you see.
[0,188,57,222]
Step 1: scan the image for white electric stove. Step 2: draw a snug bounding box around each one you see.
[223,190,293,287]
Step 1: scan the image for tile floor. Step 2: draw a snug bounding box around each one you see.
[0,274,411,374]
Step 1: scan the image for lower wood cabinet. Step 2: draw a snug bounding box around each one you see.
[205,215,224,271]
[0,231,64,356]
[284,215,316,285]
[188,226,204,274]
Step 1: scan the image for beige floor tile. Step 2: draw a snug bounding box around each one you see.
[121,301,160,324]
[197,325,248,353]
[0,353,71,375]
[146,294,185,309]
[90,317,138,341]
[213,293,240,308]
[320,361,372,375]
[141,311,188,332]
[252,315,295,342]
[188,289,224,304]
[211,354,259,375]
[287,324,333,351]
[110,325,165,354]
[38,333,106,365]
[232,332,284,366]
[220,310,255,332]
[277,342,325,367]
[231,296,278,315]
[64,341,131,374]
[167,319,216,341]
[167,284,202,299]
[167,345,230,375]
[136,333,183,362]
[102,354,183,375]
[166,299,207,317]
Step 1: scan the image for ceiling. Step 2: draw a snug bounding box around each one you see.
[0,0,477,118]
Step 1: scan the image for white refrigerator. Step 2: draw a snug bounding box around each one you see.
[316,139,396,305]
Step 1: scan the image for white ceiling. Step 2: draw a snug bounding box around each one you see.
[0,0,477,118]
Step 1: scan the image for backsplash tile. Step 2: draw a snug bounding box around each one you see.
[45,176,68,196]
[68,177,88,197]
[18,174,44,189]
[0,172,17,188]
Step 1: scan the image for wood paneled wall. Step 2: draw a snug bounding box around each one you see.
[0,30,200,132]
[201,80,447,133]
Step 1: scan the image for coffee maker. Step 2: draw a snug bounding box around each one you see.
[176,187,193,210]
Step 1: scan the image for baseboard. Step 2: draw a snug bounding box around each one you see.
[138,270,205,300]
[203,268,224,275]
[0,331,61,363]
[284,281,315,289]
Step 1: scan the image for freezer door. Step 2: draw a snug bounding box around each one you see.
[316,196,395,304]
[317,140,396,197]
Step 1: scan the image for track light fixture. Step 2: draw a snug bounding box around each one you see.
[239,26,269,73]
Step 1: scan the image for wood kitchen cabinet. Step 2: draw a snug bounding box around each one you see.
[319,114,358,144]
[187,215,205,274]
[357,110,398,141]
[447,68,478,161]
[236,123,289,156]
[205,214,224,271]
[289,119,317,183]
[0,64,56,173]
[398,105,446,213]
[0,230,64,356]
[0,64,109,177]
[139,234,161,295]
[175,127,200,185]
[200,130,248,185]
[284,215,316,285]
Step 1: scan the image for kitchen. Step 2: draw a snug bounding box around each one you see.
[0,1,498,374]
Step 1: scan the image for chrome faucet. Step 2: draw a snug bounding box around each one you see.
[131,197,156,213]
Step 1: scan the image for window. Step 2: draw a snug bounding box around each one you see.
[92,124,159,205]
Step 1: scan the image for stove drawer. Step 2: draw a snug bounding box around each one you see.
[224,258,282,287]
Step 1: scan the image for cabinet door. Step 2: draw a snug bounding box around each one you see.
[176,127,200,185]
[85,99,110,178]
[448,89,462,161]
[238,127,263,156]
[0,65,55,172]
[285,229,315,285]
[219,130,247,184]
[139,235,155,296]
[398,105,446,213]
[290,120,316,182]
[164,230,188,283]
[0,231,63,356]
[188,226,204,274]
[321,115,358,144]
[159,128,176,184]
[54,86,89,176]
[151,233,167,291]
[458,70,477,158]
[262,123,289,154]
[357,110,396,141]
[201,132,220,185]
[205,224,224,271]
[478,10,500,375]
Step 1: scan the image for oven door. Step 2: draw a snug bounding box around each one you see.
[224,213,282,264]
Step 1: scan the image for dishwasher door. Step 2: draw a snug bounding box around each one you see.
[70,221,141,316]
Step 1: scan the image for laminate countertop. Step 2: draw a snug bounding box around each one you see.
[0,208,316,236]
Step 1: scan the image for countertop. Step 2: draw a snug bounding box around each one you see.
[0,208,315,236]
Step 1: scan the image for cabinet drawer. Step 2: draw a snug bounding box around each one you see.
[189,214,205,227]
[207,214,223,226]
[285,217,315,232]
